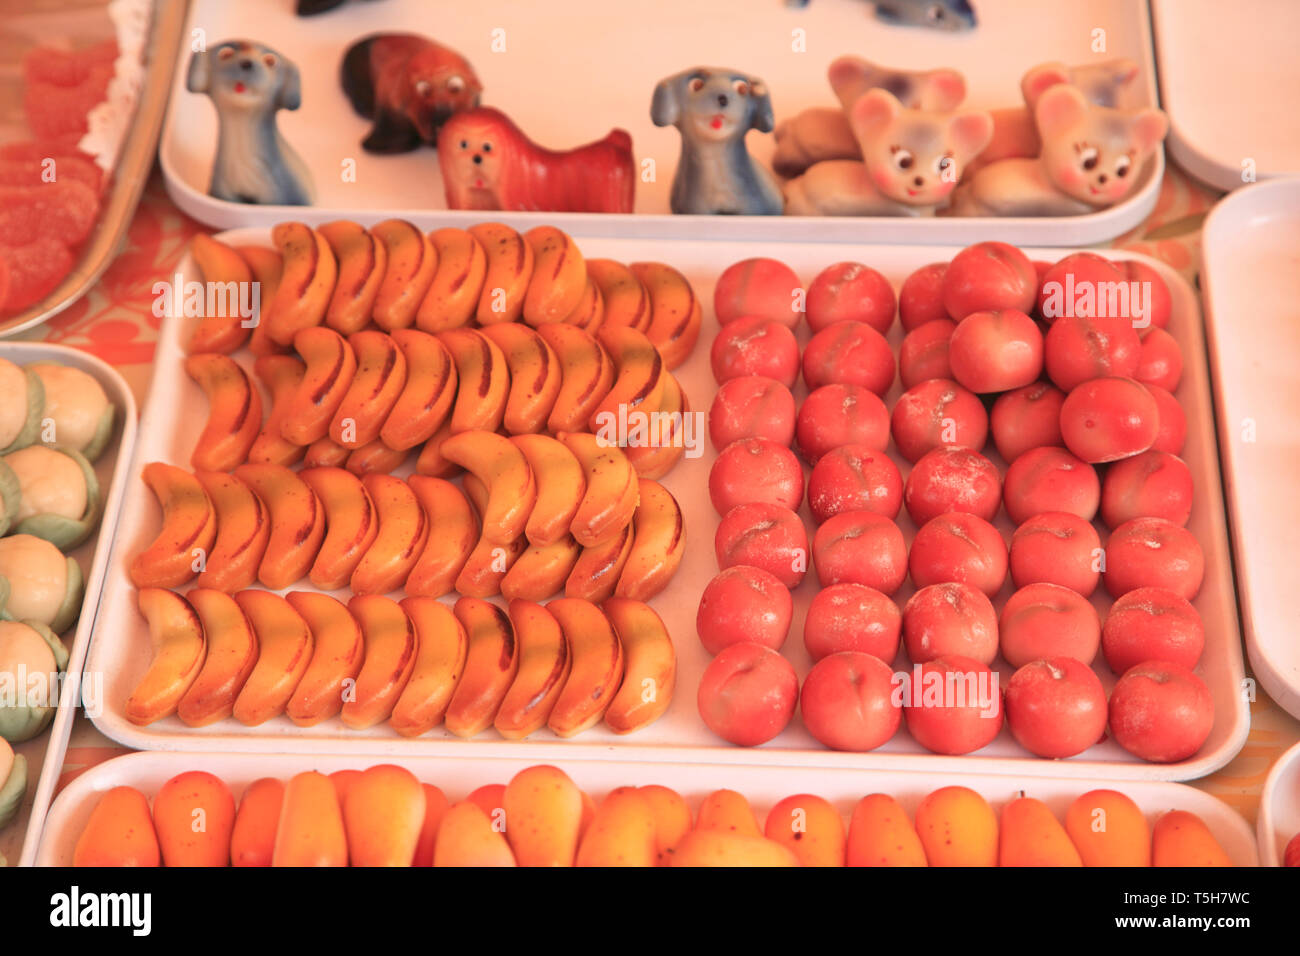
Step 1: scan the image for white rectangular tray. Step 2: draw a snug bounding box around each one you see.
[33,750,1259,866]
[1200,177,1300,721]
[161,0,1161,246]
[1152,0,1300,192]
[1258,739,1299,867]
[0,343,138,868]
[84,230,1247,782]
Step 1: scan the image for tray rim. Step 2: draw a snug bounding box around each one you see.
[1150,0,1298,193]
[80,233,1249,783]
[1257,738,1300,867]
[33,748,1261,866]
[1200,175,1300,722]
[157,0,1163,246]
[0,342,140,867]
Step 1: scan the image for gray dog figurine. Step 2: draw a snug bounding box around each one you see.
[651,67,784,216]
[187,39,315,206]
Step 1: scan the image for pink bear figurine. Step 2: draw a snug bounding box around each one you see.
[973,58,1141,173]
[772,56,968,177]
[948,83,1167,217]
[782,88,993,217]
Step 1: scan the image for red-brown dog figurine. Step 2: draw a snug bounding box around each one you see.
[437,107,636,213]
[342,33,482,153]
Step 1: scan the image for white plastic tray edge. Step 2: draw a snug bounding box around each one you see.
[34,750,1260,866]
[159,151,1164,249]
[82,235,1248,783]
[1151,0,1299,193]
[158,0,1162,247]
[0,343,140,867]
[1257,739,1299,867]
[1200,177,1300,722]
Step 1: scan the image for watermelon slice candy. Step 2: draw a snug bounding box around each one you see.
[0,40,125,317]
[0,142,106,194]
[0,238,75,315]
[21,40,118,142]
[0,181,101,247]
[21,40,117,88]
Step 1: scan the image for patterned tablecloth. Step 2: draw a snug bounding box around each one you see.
[9,164,1298,847]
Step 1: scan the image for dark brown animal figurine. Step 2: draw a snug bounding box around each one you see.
[437,107,635,214]
[341,33,482,153]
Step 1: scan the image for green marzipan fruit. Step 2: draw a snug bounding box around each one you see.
[0,753,29,829]
[0,370,45,457]
[12,446,104,552]
[0,621,68,743]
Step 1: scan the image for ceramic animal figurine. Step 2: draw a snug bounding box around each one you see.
[651,67,783,215]
[297,0,385,14]
[773,56,967,176]
[783,88,993,216]
[186,40,314,206]
[974,58,1141,170]
[342,33,482,153]
[437,107,635,213]
[948,83,1167,217]
[786,0,976,31]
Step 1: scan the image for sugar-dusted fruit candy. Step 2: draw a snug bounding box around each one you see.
[903,581,997,666]
[0,238,74,314]
[908,512,1007,597]
[1060,377,1159,464]
[947,309,1043,394]
[913,786,997,867]
[715,502,809,589]
[899,319,955,389]
[152,770,236,867]
[1004,657,1108,759]
[272,771,347,867]
[412,784,449,867]
[1152,810,1232,867]
[999,796,1082,866]
[1109,662,1213,763]
[796,383,889,464]
[697,565,792,655]
[231,777,283,867]
[1101,586,1204,674]
[800,651,901,752]
[1002,446,1099,524]
[999,583,1100,668]
[639,785,691,866]
[804,583,900,662]
[813,510,907,594]
[1102,517,1204,600]
[709,437,803,516]
[806,261,895,334]
[802,320,895,396]
[503,765,585,866]
[434,801,516,867]
[343,764,427,866]
[72,786,160,867]
[847,793,927,867]
[765,793,846,866]
[1064,789,1151,867]
[899,262,948,331]
[696,788,762,837]
[809,444,902,523]
[697,643,798,747]
[709,376,796,450]
[890,378,987,463]
[902,656,1003,756]
[714,257,802,329]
